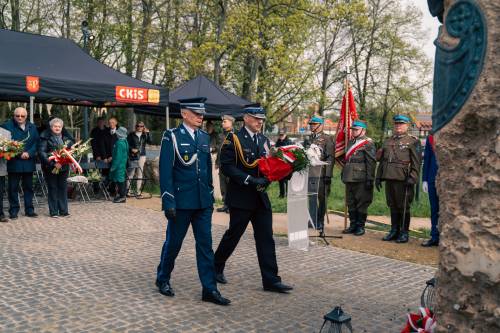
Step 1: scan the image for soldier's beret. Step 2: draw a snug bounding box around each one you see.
[221,114,235,122]
[393,115,410,123]
[352,120,367,129]
[309,116,324,124]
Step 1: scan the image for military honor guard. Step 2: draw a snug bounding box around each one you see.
[375,115,421,243]
[213,105,293,294]
[305,116,334,235]
[341,120,376,236]
[215,114,235,213]
[156,97,230,306]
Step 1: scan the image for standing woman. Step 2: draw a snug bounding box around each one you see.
[109,127,129,203]
[38,118,74,218]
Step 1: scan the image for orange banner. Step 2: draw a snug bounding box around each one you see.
[115,86,160,104]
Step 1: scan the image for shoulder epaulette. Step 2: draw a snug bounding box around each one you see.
[199,129,208,135]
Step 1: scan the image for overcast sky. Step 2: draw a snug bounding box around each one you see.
[411,0,440,105]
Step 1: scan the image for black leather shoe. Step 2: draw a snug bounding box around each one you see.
[215,273,227,284]
[354,226,365,236]
[9,215,18,220]
[0,216,8,222]
[202,290,230,306]
[263,282,293,293]
[156,280,175,297]
[216,206,228,213]
[396,232,409,243]
[421,239,439,247]
[26,212,38,218]
[382,229,399,241]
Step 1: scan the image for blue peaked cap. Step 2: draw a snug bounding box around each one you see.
[393,114,410,123]
[244,104,266,119]
[352,120,367,129]
[179,97,207,114]
[309,116,324,124]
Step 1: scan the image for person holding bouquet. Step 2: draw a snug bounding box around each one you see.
[0,127,11,222]
[2,107,39,219]
[214,105,293,294]
[109,127,129,203]
[38,118,74,218]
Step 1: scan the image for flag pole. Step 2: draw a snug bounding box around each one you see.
[343,67,350,230]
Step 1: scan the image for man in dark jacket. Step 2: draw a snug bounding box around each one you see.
[213,105,293,294]
[421,134,439,247]
[90,117,110,162]
[127,121,152,195]
[2,107,40,219]
[275,129,292,198]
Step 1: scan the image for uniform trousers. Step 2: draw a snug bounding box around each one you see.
[428,181,440,241]
[8,172,35,216]
[308,177,330,230]
[157,207,217,292]
[385,180,414,213]
[0,176,5,217]
[346,182,373,214]
[214,203,281,287]
[218,172,229,204]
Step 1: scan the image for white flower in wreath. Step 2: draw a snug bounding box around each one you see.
[306,144,328,166]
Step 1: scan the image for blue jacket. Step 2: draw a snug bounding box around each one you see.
[422,135,438,184]
[2,119,39,173]
[159,124,214,211]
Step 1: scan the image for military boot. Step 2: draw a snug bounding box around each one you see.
[396,212,411,243]
[342,211,358,234]
[382,212,400,241]
[354,212,367,236]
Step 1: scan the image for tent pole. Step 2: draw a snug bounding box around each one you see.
[166,105,170,129]
[29,96,35,123]
[83,106,89,140]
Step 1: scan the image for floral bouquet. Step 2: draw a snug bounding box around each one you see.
[258,145,310,182]
[49,139,92,174]
[0,138,26,160]
[401,307,436,333]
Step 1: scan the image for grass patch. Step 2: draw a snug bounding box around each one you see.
[268,168,430,217]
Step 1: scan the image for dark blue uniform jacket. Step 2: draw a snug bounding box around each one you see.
[2,119,39,173]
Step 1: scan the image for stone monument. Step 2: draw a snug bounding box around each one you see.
[428,0,499,331]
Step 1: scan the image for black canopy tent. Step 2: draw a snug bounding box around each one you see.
[135,75,252,121]
[0,29,168,136]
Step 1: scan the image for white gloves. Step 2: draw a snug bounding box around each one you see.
[422,181,428,193]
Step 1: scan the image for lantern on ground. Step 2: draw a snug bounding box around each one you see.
[319,306,353,333]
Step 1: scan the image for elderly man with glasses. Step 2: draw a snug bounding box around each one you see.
[1,107,40,219]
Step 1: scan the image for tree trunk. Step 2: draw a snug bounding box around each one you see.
[10,0,20,31]
[135,0,153,80]
[213,0,226,85]
[124,0,134,76]
[379,38,395,143]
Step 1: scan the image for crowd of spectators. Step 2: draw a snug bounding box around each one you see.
[0,107,153,222]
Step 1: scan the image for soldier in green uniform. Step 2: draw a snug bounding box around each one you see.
[215,114,235,213]
[375,115,421,243]
[305,116,334,235]
[341,120,376,236]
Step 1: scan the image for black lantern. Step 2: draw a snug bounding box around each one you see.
[319,306,353,333]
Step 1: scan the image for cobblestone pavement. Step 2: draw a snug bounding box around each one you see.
[0,202,436,332]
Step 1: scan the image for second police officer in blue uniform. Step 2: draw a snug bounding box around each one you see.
[156,97,230,306]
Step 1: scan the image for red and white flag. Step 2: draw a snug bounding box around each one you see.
[335,84,358,166]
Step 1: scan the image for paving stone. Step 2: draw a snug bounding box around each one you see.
[0,202,435,332]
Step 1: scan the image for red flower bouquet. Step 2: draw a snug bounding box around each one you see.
[49,139,92,174]
[0,139,25,160]
[401,307,436,333]
[258,145,310,182]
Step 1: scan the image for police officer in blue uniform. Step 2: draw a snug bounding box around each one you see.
[213,105,293,294]
[156,97,230,306]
